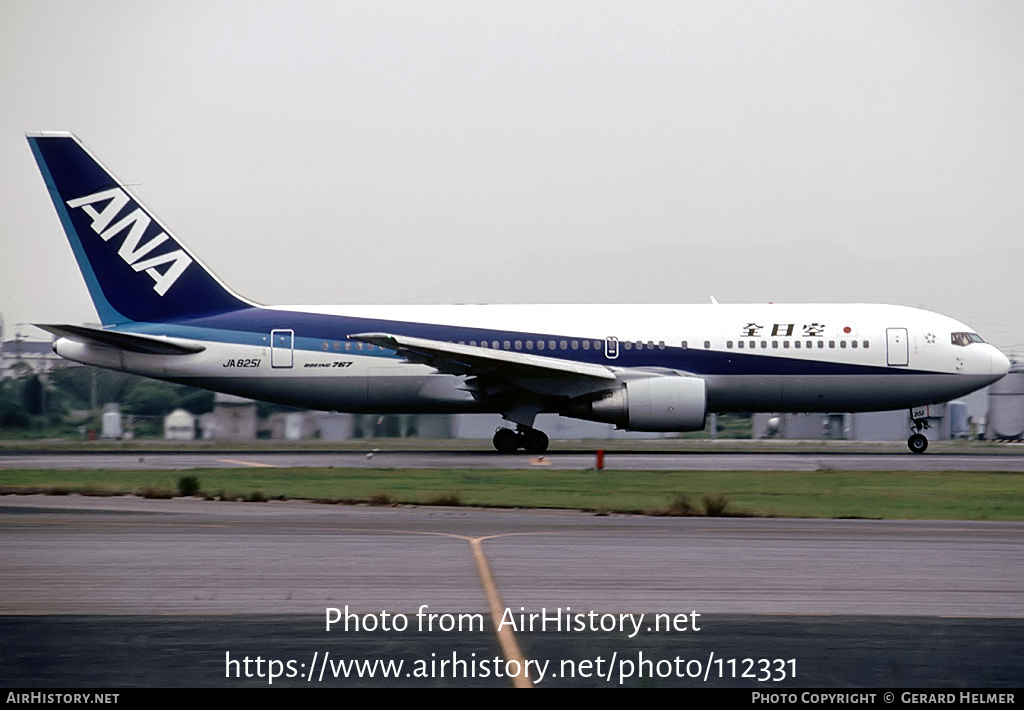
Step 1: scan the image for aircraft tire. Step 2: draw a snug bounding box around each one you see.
[522,429,549,454]
[908,433,928,454]
[493,428,520,453]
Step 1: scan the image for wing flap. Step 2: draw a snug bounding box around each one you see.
[349,332,615,381]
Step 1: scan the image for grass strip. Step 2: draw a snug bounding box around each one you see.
[1,467,1023,521]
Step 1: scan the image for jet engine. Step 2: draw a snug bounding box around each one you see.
[569,376,707,431]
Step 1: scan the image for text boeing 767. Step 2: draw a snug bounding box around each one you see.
[27,132,1010,453]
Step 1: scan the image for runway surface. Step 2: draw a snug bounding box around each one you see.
[5,495,1022,616]
[2,495,1022,686]
[2,448,1023,471]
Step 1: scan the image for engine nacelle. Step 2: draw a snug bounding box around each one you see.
[570,376,707,431]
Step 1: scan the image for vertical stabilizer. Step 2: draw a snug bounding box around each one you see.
[27,132,251,325]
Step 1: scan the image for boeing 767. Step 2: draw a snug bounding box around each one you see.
[27,133,1010,453]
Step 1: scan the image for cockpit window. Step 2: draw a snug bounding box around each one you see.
[951,332,985,347]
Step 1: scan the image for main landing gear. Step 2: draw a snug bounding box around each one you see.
[492,426,549,454]
[908,416,930,454]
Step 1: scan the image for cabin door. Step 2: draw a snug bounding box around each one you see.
[886,328,908,366]
[605,336,619,360]
[271,329,294,368]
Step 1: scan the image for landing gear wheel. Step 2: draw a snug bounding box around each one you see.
[522,428,549,454]
[493,428,519,453]
[908,433,928,454]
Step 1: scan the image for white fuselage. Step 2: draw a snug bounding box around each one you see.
[53,302,1010,423]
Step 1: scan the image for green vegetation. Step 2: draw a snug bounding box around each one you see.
[177,475,201,497]
[0,367,218,439]
[1,467,1022,521]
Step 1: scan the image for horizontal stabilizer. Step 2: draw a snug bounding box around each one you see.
[35,324,205,355]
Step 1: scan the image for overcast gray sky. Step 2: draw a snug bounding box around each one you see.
[1,1,1021,355]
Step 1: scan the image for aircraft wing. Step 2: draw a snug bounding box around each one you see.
[348,332,616,382]
[35,324,206,355]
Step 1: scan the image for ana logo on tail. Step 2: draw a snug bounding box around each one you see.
[66,187,192,296]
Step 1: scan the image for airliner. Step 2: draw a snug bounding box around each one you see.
[27,132,1010,454]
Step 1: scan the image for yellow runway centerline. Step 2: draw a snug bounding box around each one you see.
[215,458,276,468]
[470,537,533,689]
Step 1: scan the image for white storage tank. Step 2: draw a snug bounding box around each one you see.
[987,366,1024,440]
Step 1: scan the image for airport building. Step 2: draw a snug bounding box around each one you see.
[161,385,1014,443]
[0,334,63,379]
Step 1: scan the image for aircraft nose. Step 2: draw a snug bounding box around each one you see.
[992,347,1011,377]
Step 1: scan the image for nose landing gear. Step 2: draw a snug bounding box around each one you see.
[492,425,550,454]
[908,415,930,454]
[908,432,928,454]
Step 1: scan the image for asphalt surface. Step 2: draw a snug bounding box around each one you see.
[2,448,1023,471]
[2,495,1022,687]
